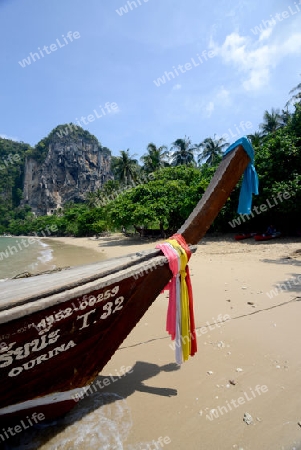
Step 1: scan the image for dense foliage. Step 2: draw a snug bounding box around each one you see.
[247,105,301,233]
[108,167,208,232]
[0,138,32,234]
[1,81,300,237]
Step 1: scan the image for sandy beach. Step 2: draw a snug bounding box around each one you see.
[7,234,301,450]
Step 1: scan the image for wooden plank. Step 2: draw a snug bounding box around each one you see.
[179,144,250,243]
[0,249,163,307]
[0,253,170,323]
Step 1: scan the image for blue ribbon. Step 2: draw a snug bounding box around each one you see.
[223,136,259,215]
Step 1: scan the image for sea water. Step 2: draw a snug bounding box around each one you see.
[5,393,134,449]
[0,237,105,280]
[4,392,164,449]
[0,237,54,280]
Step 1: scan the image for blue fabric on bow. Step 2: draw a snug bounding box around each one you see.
[223,136,259,215]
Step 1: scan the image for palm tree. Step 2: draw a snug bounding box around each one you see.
[102,179,120,196]
[196,135,229,166]
[259,108,282,135]
[247,131,263,147]
[141,143,169,173]
[111,149,139,185]
[287,76,301,106]
[280,108,291,126]
[170,137,196,166]
[86,189,103,207]
[86,192,97,208]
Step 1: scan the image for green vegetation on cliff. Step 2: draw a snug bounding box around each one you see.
[0,138,32,233]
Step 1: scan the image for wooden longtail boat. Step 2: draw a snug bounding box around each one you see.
[254,232,281,241]
[234,232,257,241]
[0,142,250,425]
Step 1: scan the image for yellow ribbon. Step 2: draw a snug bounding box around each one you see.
[167,239,191,361]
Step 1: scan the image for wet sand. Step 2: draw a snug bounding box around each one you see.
[6,234,301,450]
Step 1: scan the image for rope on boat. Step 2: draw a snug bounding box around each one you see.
[156,233,197,364]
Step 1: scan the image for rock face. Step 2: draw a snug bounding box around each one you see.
[22,132,112,215]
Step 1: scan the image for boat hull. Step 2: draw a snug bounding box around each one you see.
[0,253,172,422]
[234,233,256,241]
[254,232,281,241]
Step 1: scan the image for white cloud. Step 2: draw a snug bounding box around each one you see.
[224,0,250,17]
[205,101,215,117]
[211,30,301,91]
[172,84,182,90]
[216,86,231,105]
[182,86,231,120]
[258,27,273,42]
[203,86,231,118]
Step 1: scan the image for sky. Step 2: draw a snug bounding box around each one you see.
[1,0,301,159]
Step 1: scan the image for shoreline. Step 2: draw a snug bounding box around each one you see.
[42,232,301,259]
[41,233,164,259]
[0,235,104,280]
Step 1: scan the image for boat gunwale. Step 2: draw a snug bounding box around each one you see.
[0,246,197,323]
[0,248,165,308]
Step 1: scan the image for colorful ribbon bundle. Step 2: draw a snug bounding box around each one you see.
[156,234,197,364]
[223,136,259,215]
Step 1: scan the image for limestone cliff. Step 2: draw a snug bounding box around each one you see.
[22,126,112,215]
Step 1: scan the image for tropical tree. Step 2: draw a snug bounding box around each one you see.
[108,167,206,233]
[86,191,98,208]
[259,108,282,135]
[141,143,169,173]
[85,189,104,208]
[247,131,263,147]
[101,179,120,196]
[111,149,139,185]
[170,137,196,166]
[196,135,229,166]
[287,75,301,106]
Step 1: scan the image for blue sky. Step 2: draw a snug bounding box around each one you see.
[1,0,301,159]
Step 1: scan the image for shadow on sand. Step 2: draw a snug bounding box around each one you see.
[3,362,180,450]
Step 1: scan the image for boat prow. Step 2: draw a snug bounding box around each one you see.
[0,140,251,423]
